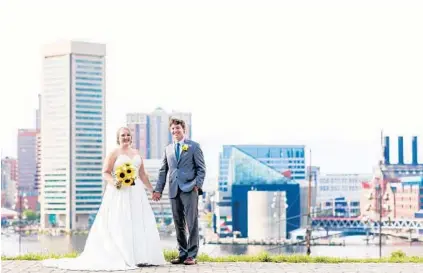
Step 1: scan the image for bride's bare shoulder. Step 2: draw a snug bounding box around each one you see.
[103,148,121,169]
[107,148,121,159]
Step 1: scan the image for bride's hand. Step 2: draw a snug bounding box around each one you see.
[112,179,121,189]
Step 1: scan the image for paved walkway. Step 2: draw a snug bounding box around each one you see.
[2,261,423,273]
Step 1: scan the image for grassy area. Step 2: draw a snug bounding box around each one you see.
[2,252,79,261]
[2,250,423,263]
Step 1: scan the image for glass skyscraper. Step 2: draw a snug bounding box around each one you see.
[214,145,304,236]
[218,145,306,192]
[40,41,106,230]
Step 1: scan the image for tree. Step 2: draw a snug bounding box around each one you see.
[23,210,38,221]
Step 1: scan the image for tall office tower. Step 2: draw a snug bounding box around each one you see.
[127,107,192,159]
[40,41,106,230]
[17,129,38,210]
[36,94,41,130]
[36,94,42,199]
[126,113,150,159]
[1,157,18,208]
[36,132,41,196]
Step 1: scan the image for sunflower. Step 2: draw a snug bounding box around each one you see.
[123,177,136,186]
[114,162,137,188]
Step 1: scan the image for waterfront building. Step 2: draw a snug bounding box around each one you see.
[214,146,301,238]
[40,41,106,230]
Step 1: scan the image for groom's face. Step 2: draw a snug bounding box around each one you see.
[170,124,185,141]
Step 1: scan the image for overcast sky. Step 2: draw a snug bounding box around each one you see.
[1,0,423,181]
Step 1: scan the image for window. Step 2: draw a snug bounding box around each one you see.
[230,147,291,185]
[76,88,102,93]
[76,93,102,98]
[76,71,102,76]
[76,110,102,116]
[76,139,102,143]
[76,156,102,160]
[76,195,102,200]
[76,122,102,126]
[75,77,102,81]
[76,190,102,194]
[75,59,103,65]
[76,150,102,154]
[76,145,102,149]
[76,173,102,177]
[76,207,99,211]
[76,82,101,87]
[75,117,102,121]
[75,179,102,182]
[76,99,102,104]
[75,133,102,137]
[76,128,102,132]
[76,167,102,171]
[76,185,102,188]
[77,65,102,70]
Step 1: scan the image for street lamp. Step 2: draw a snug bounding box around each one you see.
[369,159,390,259]
[306,150,313,256]
[271,192,281,244]
[12,189,28,255]
[378,163,389,259]
[270,192,288,249]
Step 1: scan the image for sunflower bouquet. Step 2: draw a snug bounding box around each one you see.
[114,162,137,189]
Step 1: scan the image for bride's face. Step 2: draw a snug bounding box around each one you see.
[118,128,132,147]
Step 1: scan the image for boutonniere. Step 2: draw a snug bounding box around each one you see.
[182,144,189,151]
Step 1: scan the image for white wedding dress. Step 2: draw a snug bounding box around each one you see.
[43,154,166,271]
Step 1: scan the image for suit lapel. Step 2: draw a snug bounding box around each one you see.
[178,140,190,163]
[168,144,178,165]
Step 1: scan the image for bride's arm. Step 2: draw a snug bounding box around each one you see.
[139,159,154,193]
[102,150,117,187]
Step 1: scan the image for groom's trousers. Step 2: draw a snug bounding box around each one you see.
[170,187,199,259]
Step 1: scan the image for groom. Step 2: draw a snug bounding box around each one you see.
[153,118,206,265]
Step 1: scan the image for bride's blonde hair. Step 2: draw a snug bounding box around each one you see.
[116,126,132,145]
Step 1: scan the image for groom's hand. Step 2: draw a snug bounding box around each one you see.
[152,192,161,201]
[194,186,203,195]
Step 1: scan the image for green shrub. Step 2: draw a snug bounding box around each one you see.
[391,250,406,259]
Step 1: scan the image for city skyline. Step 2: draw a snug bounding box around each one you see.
[3,3,423,265]
[2,4,423,178]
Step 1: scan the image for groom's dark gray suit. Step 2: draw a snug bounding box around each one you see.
[154,139,206,260]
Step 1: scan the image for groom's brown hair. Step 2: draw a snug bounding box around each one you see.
[169,118,186,131]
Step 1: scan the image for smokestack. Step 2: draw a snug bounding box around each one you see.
[412,136,418,165]
[384,136,390,164]
[398,136,404,165]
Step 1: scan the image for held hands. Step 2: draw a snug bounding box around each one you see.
[152,192,161,201]
[151,187,200,201]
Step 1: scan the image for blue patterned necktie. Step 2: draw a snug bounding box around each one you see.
[176,143,181,161]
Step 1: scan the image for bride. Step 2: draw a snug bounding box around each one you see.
[43,127,166,271]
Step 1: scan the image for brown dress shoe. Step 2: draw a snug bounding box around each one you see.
[183,257,197,265]
[170,257,185,264]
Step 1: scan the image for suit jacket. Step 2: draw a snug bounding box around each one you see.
[155,139,206,199]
